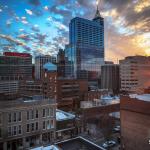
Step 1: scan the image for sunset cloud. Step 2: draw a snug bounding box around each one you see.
[0,0,149,61]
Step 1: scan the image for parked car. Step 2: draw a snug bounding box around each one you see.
[113,125,120,133]
[102,140,116,148]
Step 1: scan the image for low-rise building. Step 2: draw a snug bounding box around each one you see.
[120,94,150,150]
[0,96,56,150]
[56,109,76,141]
[43,62,88,111]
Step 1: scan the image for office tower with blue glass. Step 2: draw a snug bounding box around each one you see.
[65,6,104,80]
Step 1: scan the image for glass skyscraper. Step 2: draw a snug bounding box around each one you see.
[65,7,104,80]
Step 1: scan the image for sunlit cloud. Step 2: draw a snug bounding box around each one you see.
[134,0,150,13]
[6,20,12,26]
[25,9,33,15]
[0,34,25,46]
[19,29,24,32]
[0,0,149,60]
[21,20,28,24]
[44,6,49,11]
[131,33,150,56]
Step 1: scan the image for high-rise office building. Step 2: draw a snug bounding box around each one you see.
[65,6,104,80]
[0,52,32,80]
[101,64,120,94]
[120,56,150,93]
[35,55,56,79]
[57,49,65,77]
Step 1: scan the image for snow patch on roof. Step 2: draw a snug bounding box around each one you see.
[129,94,150,102]
[31,145,59,150]
[56,109,75,121]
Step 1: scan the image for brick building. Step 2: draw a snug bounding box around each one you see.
[0,96,56,150]
[120,95,150,150]
[120,56,150,93]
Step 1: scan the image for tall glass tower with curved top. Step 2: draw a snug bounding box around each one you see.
[65,6,104,80]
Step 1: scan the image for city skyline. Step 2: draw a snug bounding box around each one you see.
[0,0,150,62]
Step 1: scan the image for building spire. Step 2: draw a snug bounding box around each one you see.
[94,0,101,19]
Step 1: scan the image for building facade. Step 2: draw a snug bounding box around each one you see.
[0,52,32,80]
[56,79,88,111]
[35,55,56,79]
[120,56,150,93]
[65,7,104,80]
[19,80,43,97]
[120,95,150,150]
[57,49,66,78]
[101,64,120,94]
[0,80,19,100]
[0,97,56,150]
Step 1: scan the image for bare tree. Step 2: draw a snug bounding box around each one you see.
[100,114,115,142]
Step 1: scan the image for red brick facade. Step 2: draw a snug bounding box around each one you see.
[120,96,150,150]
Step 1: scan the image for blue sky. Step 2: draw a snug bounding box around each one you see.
[0,0,150,62]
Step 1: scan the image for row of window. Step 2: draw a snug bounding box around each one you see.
[26,122,38,132]
[8,112,21,123]
[8,125,22,136]
[8,108,54,123]
[42,120,54,130]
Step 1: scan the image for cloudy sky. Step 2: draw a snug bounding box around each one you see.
[0,0,150,62]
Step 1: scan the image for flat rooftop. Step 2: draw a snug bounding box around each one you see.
[129,94,150,102]
[56,137,105,150]
[0,96,56,110]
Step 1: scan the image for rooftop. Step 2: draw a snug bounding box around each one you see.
[30,145,60,150]
[81,95,120,109]
[56,109,75,121]
[56,136,105,150]
[0,96,56,110]
[43,62,57,71]
[129,94,150,102]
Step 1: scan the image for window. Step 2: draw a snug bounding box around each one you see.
[26,124,30,132]
[8,113,11,123]
[43,121,46,130]
[0,127,2,138]
[13,126,17,136]
[51,120,54,128]
[35,110,38,118]
[47,120,50,129]
[18,112,21,122]
[50,108,53,117]
[42,109,46,117]
[18,125,22,135]
[0,113,2,125]
[27,111,29,120]
[8,127,11,136]
[47,108,50,117]
[35,122,38,130]
[31,123,34,131]
[13,113,17,122]
[31,110,34,119]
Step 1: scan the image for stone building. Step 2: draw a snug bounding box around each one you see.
[0,96,56,149]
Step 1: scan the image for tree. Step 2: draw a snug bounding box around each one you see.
[100,114,115,142]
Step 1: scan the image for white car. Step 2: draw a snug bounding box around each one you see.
[102,140,116,148]
[113,125,120,132]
